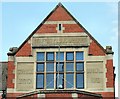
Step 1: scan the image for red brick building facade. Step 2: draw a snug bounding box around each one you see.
[7,3,115,99]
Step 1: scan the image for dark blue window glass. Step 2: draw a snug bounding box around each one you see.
[66,52,74,61]
[37,63,44,72]
[46,63,54,72]
[59,24,62,31]
[56,73,64,89]
[66,62,74,71]
[46,74,54,88]
[36,74,44,89]
[76,62,84,71]
[76,74,84,88]
[76,52,84,60]
[46,52,54,61]
[37,52,44,61]
[56,52,64,61]
[56,62,64,72]
[66,73,74,88]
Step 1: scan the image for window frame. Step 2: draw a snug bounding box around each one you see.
[56,62,64,72]
[46,52,54,61]
[56,73,64,89]
[66,62,74,72]
[46,73,54,89]
[76,73,84,89]
[36,73,44,89]
[66,52,74,61]
[66,73,74,88]
[56,52,64,62]
[76,62,84,72]
[36,51,84,90]
[36,63,44,72]
[46,62,54,72]
[76,51,84,61]
[37,52,45,61]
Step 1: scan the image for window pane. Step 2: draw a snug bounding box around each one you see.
[56,52,64,61]
[66,62,74,71]
[66,73,74,88]
[37,63,44,72]
[76,74,84,88]
[56,62,64,72]
[66,52,74,61]
[76,52,84,60]
[46,74,54,88]
[56,73,64,89]
[46,52,54,61]
[36,74,44,89]
[59,24,61,31]
[46,63,54,72]
[76,62,84,71]
[37,52,44,61]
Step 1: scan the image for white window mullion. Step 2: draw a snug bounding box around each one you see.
[74,51,76,90]
[54,52,56,89]
[44,52,46,90]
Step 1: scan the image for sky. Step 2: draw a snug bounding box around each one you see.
[0,2,118,97]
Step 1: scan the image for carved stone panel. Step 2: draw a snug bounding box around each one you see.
[32,36,89,47]
[16,62,34,91]
[86,61,104,90]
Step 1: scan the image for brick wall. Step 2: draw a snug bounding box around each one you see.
[47,6,73,21]
[16,42,31,57]
[7,93,37,99]
[6,92,114,99]
[96,92,114,98]
[89,40,105,56]
[7,61,15,88]
[78,94,100,99]
[63,24,84,33]
[46,93,72,99]
[36,24,57,33]
[106,60,114,88]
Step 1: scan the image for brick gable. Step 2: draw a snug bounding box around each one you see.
[14,3,106,56]
[89,40,105,56]
[16,42,31,57]
[47,6,73,21]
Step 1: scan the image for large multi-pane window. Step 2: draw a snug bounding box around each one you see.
[36,51,84,89]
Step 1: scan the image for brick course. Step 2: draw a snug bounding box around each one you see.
[63,24,84,33]
[36,24,57,33]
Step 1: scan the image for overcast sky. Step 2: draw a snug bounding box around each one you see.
[0,2,118,97]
